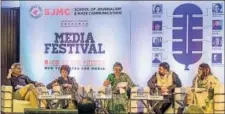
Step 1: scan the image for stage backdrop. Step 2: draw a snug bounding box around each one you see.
[20,1,224,89]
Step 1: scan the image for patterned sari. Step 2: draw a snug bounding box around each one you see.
[106,72,135,113]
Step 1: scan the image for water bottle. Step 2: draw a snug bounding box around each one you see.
[155,83,159,95]
[138,86,144,96]
[105,86,108,95]
[105,85,110,96]
[136,84,140,87]
[106,85,111,96]
[141,86,144,96]
[37,87,42,95]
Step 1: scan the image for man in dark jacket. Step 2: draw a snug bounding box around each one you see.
[147,62,182,114]
[7,63,46,108]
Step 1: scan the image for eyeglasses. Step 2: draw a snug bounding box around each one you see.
[114,68,121,71]
[15,67,22,70]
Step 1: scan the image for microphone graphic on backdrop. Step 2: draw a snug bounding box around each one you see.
[172,3,203,70]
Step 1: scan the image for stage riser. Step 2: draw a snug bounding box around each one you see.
[24,112,78,114]
[24,109,78,114]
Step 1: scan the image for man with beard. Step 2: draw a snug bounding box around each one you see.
[212,20,222,30]
[147,62,182,114]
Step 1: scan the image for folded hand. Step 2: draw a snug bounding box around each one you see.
[35,82,44,87]
[15,85,24,89]
[160,86,169,95]
[63,84,72,88]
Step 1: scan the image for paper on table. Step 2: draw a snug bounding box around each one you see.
[116,82,128,88]
[119,88,126,94]
[191,88,206,93]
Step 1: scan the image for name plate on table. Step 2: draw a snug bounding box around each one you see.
[95,94,112,99]
[148,95,163,100]
[38,95,55,99]
[131,95,148,100]
[38,95,72,100]
[55,95,72,99]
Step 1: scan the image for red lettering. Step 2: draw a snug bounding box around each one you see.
[65,8,70,15]
[45,9,50,15]
[55,60,59,65]
[44,8,71,16]
[44,60,48,65]
[56,9,63,15]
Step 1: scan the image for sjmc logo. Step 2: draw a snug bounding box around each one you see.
[30,5,42,19]
[172,3,203,70]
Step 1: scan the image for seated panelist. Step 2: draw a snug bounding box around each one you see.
[103,62,136,113]
[147,62,182,114]
[184,63,221,113]
[7,63,47,108]
[47,65,80,109]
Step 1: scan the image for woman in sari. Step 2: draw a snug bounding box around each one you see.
[184,63,221,113]
[103,62,136,113]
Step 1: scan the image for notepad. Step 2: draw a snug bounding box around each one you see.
[116,82,128,88]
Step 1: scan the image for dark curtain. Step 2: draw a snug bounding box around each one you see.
[1,8,20,85]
